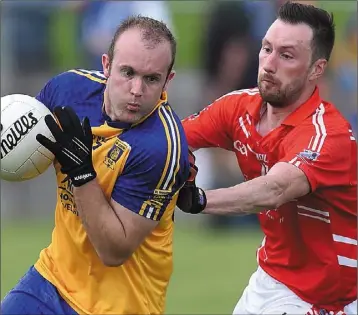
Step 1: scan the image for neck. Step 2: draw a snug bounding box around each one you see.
[103,89,112,119]
[266,85,316,128]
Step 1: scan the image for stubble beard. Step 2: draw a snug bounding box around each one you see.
[258,77,305,108]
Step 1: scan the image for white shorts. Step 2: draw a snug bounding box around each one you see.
[233,266,357,315]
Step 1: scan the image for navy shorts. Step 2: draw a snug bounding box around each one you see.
[1,266,77,315]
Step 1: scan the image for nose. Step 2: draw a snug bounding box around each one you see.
[262,52,277,74]
[130,77,143,97]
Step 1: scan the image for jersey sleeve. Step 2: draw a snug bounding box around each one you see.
[35,69,98,112]
[111,129,189,221]
[182,94,237,150]
[35,76,59,112]
[279,118,355,192]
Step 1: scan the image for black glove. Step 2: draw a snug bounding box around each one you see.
[36,106,96,187]
[176,150,207,214]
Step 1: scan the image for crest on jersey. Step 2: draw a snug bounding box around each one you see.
[104,139,128,170]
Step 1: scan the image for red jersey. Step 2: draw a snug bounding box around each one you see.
[182,87,357,311]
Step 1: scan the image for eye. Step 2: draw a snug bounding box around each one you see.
[145,76,160,83]
[281,54,293,60]
[120,68,134,78]
[262,46,271,54]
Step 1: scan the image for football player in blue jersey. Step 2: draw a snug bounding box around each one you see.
[2,16,190,315]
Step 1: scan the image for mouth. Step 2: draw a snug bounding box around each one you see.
[126,103,141,112]
[262,78,275,84]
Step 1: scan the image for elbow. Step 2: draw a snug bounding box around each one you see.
[101,256,126,267]
[97,249,132,267]
[266,180,286,209]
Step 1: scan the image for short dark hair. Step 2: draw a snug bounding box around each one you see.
[107,15,176,76]
[277,1,335,62]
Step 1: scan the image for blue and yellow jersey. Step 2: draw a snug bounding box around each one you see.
[34,69,189,314]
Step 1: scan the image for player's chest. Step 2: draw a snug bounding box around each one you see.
[91,127,131,180]
[231,114,289,180]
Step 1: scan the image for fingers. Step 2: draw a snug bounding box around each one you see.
[36,134,59,155]
[188,164,198,182]
[53,106,82,137]
[65,106,83,136]
[53,106,71,133]
[187,150,198,182]
[82,116,92,138]
[188,150,196,165]
[44,114,64,141]
[81,116,93,148]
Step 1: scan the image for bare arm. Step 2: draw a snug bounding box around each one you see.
[74,180,157,267]
[202,162,311,215]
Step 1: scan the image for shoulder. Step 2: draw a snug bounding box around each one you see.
[206,88,261,117]
[120,103,189,192]
[217,88,260,101]
[125,103,188,163]
[301,101,352,134]
[45,68,106,91]
[188,88,261,121]
[36,69,106,111]
[321,101,352,131]
[287,101,355,153]
[215,88,260,105]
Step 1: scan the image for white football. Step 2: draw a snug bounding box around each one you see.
[1,94,55,181]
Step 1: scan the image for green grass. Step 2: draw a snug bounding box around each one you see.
[1,220,262,314]
[167,225,262,314]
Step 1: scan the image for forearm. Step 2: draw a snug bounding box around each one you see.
[202,175,283,215]
[73,180,127,264]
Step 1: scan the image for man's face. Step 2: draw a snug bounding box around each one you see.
[258,19,315,108]
[102,28,175,124]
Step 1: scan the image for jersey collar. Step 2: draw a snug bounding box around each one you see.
[281,87,322,126]
[246,87,322,126]
[103,91,168,129]
[132,91,168,127]
[246,94,264,122]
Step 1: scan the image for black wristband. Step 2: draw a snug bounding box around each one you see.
[63,164,97,187]
[72,171,97,187]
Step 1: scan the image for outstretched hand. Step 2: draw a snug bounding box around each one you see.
[36,106,96,187]
[176,150,207,214]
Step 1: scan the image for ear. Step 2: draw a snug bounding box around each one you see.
[102,54,111,78]
[308,59,327,82]
[162,70,176,91]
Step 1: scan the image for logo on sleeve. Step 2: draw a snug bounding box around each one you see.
[297,149,320,163]
[153,189,172,203]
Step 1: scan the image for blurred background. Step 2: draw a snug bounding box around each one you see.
[1,1,356,313]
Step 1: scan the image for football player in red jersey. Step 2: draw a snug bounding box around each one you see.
[178,2,357,314]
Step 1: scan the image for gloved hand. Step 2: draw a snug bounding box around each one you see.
[36,106,96,187]
[176,150,207,214]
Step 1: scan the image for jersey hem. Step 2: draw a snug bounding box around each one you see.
[258,260,356,311]
[34,260,89,315]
